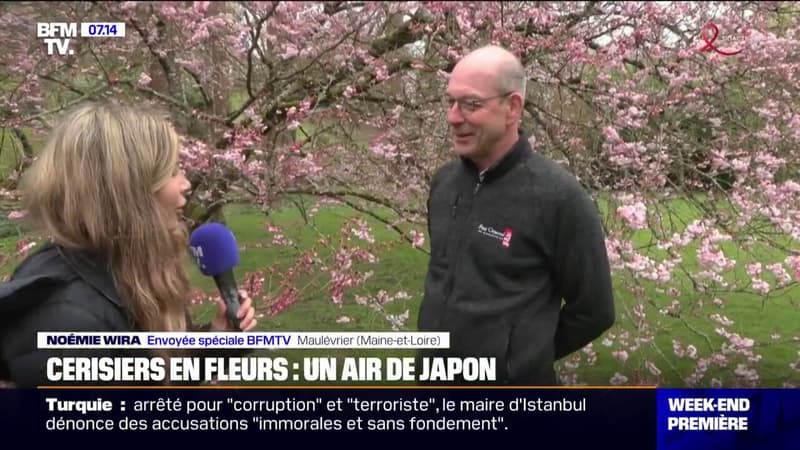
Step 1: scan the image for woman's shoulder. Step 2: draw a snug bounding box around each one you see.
[0,243,74,314]
[0,244,134,385]
[0,242,128,331]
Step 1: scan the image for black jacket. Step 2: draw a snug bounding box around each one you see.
[0,242,230,387]
[418,131,615,385]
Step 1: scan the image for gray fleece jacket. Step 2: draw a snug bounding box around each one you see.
[418,130,615,385]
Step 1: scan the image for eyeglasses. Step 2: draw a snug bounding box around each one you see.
[442,92,512,115]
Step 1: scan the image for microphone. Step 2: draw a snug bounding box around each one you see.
[189,222,242,331]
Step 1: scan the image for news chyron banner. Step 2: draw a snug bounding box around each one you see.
[0,331,796,450]
[658,388,800,449]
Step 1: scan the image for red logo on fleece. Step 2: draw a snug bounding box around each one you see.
[502,228,513,248]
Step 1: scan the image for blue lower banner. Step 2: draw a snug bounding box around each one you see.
[0,387,797,449]
[657,388,800,450]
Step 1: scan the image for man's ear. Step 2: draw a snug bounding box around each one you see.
[508,93,524,123]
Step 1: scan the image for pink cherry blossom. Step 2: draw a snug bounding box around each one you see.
[0,1,798,388]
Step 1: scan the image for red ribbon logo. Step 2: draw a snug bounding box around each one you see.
[502,228,513,248]
[699,22,742,56]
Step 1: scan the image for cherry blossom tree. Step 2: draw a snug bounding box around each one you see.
[1,1,799,387]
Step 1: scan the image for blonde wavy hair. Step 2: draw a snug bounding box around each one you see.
[19,101,190,333]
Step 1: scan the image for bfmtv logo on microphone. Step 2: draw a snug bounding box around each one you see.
[189,245,205,270]
[188,222,240,277]
[188,222,243,330]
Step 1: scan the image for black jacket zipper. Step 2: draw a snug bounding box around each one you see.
[440,171,485,327]
[474,172,485,194]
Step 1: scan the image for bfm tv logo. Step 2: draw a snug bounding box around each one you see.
[37,22,125,56]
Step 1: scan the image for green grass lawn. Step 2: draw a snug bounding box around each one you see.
[181,201,426,386]
[1,194,797,388]
[0,127,38,180]
[1,127,42,240]
[2,78,795,387]
[176,199,798,388]
[593,195,799,387]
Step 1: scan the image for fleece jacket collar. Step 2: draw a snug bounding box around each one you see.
[459,129,530,184]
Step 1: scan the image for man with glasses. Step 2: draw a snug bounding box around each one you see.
[417,45,615,385]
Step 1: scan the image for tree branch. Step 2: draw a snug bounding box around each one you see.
[326,195,429,255]
[129,17,172,82]
[243,3,276,98]
[18,87,107,124]
[287,186,422,215]
[39,74,87,96]
[273,26,365,84]
[87,42,112,86]
[11,128,33,158]
[368,8,433,58]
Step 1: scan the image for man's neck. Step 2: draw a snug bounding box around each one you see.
[473,129,519,172]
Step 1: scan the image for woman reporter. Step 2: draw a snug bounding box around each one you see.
[0,101,256,387]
